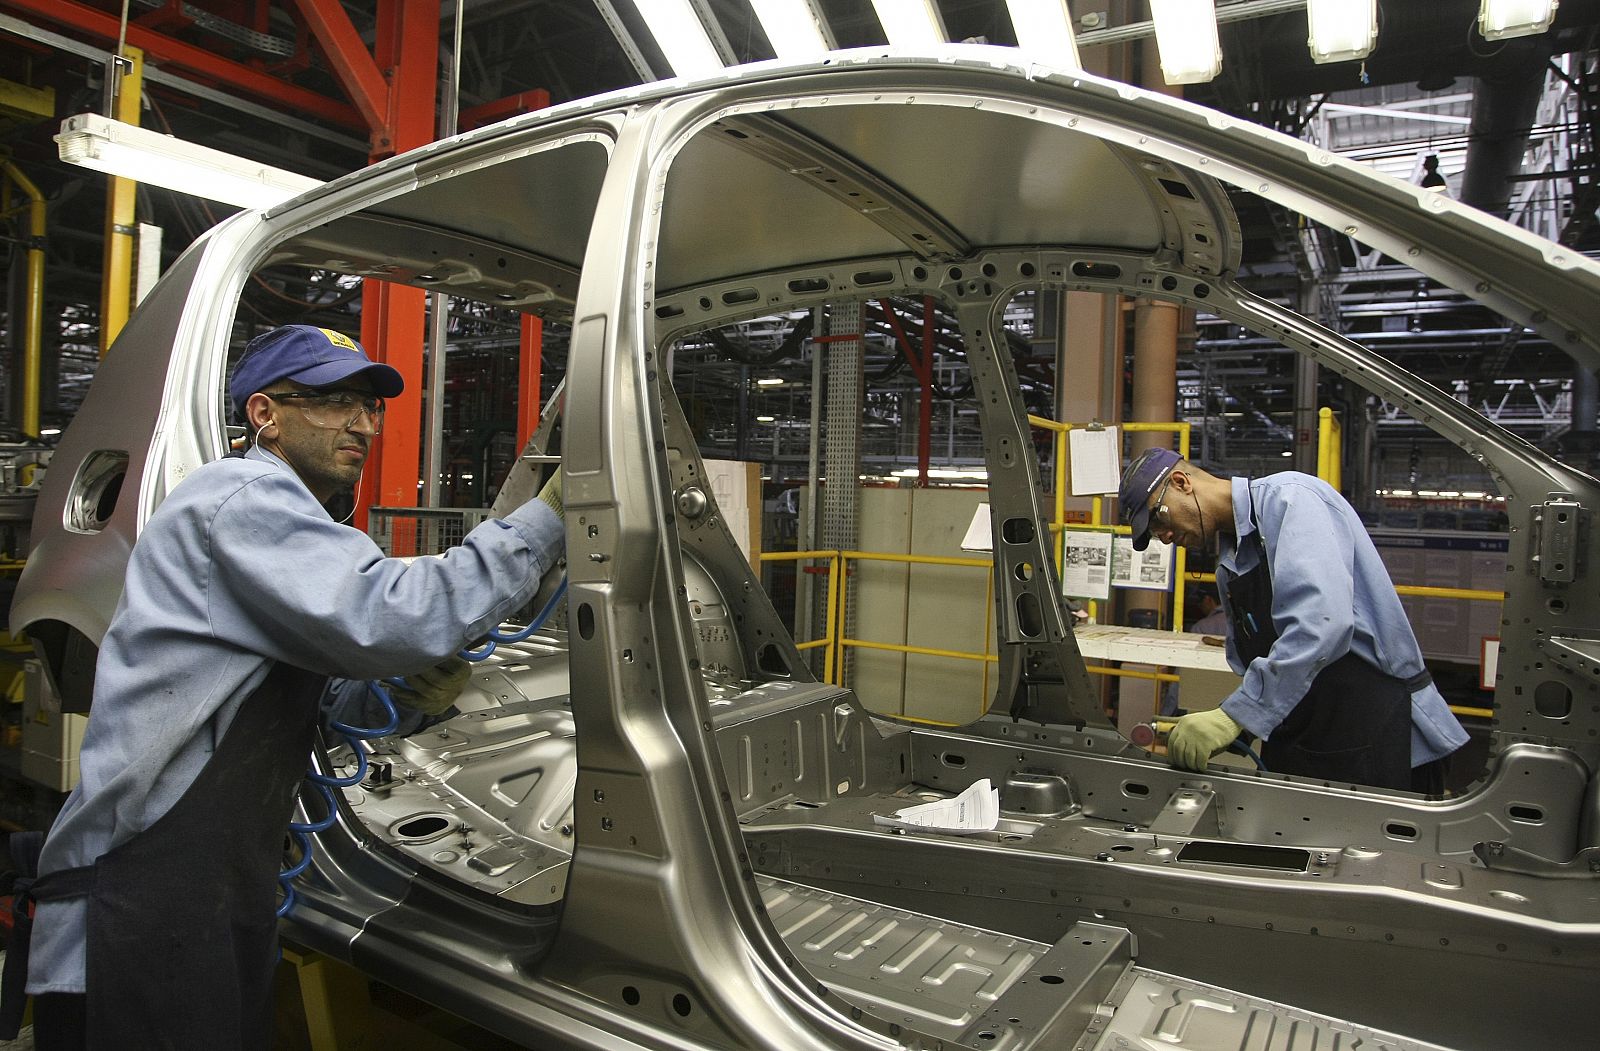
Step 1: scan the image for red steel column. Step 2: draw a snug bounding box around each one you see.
[352,1,438,529]
[517,316,544,451]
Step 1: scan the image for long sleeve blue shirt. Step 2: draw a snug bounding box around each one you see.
[28,446,565,994]
[1215,473,1468,768]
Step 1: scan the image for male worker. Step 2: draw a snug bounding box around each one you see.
[1118,447,1467,791]
[8,325,565,1051]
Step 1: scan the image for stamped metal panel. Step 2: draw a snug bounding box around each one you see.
[780,104,1165,255]
[1094,969,1453,1051]
[759,878,1050,1044]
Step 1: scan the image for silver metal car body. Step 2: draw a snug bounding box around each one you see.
[13,48,1600,1050]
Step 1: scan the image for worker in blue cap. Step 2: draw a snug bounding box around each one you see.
[7,325,564,1050]
[1116,447,1466,791]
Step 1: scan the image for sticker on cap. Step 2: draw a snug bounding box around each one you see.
[317,328,360,353]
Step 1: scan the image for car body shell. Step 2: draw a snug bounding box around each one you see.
[13,48,1600,1051]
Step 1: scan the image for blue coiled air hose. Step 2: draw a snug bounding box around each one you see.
[278,574,568,916]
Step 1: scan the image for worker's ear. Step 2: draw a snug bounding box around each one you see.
[244,392,277,438]
[1167,468,1191,494]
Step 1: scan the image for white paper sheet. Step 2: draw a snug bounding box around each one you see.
[1068,426,1120,496]
[872,778,999,834]
[960,502,993,552]
[1061,530,1113,600]
[1112,536,1173,591]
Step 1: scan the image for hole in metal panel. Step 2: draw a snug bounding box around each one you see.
[577,604,595,640]
[1001,518,1035,544]
[1015,593,1043,638]
[1534,680,1572,718]
[1071,261,1121,279]
[1158,178,1196,199]
[853,269,895,286]
[721,287,759,305]
[1385,821,1418,840]
[1176,841,1312,872]
[756,642,793,678]
[1508,804,1544,823]
[942,752,967,768]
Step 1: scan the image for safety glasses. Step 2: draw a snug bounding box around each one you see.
[266,389,385,434]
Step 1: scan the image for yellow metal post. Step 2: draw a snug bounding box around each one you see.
[824,554,841,685]
[99,46,143,356]
[1,161,45,437]
[1317,407,1343,491]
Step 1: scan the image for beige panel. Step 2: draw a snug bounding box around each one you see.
[903,489,991,725]
[849,488,912,716]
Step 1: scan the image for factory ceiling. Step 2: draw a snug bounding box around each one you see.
[2,1,1599,484]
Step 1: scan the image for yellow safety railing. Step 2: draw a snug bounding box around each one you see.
[758,549,843,684]
[762,545,1180,721]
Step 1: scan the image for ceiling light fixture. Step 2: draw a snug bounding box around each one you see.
[1003,0,1082,68]
[755,415,777,423]
[756,377,784,386]
[55,113,320,209]
[751,0,834,60]
[1149,0,1223,85]
[1306,0,1378,63]
[1477,0,1560,41]
[871,0,947,48]
[625,0,724,78]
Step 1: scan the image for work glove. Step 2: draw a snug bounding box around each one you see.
[1165,708,1244,772]
[389,656,472,716]
[537,465,564,520]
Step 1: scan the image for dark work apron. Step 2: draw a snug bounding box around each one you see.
[1224,493,1422,791]
[1,661,324,1049]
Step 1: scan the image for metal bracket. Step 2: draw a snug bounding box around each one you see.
[1473,840,1600,879]
[1532,493,1583,584]
[1537,634,1600,678]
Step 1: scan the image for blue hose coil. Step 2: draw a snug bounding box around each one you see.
[278,577,567,915]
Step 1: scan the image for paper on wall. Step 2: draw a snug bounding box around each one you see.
[960,502,993,552]
[1111,535,1173,591]
[1060,530,1112,600]
[1068,425,1120,496]
[872,778,1000,834]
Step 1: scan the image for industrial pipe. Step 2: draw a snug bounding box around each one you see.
[2,161,45,438]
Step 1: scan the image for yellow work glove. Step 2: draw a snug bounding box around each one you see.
[1166,708,1244,772]
[390,656,471,716]
[537,465,564,520]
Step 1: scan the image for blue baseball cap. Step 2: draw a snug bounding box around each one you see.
[229,325,404,417]
[1119,446,1182,551]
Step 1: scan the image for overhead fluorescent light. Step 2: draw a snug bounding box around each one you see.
[625,0,724,78]
[39,427,61,437]
[751,0,834,60]
[890,467,989,479]
[871,0,947,48]
[56,113,320,209]
[1477,0,1559,40]
[1149,0,1223,85]
[1004,0,1082,68]
[756,376,785,386]
[1306,0,1378,63]
[755,415,777,423]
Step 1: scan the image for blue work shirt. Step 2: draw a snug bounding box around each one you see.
[28,445,564,994]
[1214,473,1468,767]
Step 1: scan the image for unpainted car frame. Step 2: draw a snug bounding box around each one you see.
[14,49,1600,1051]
